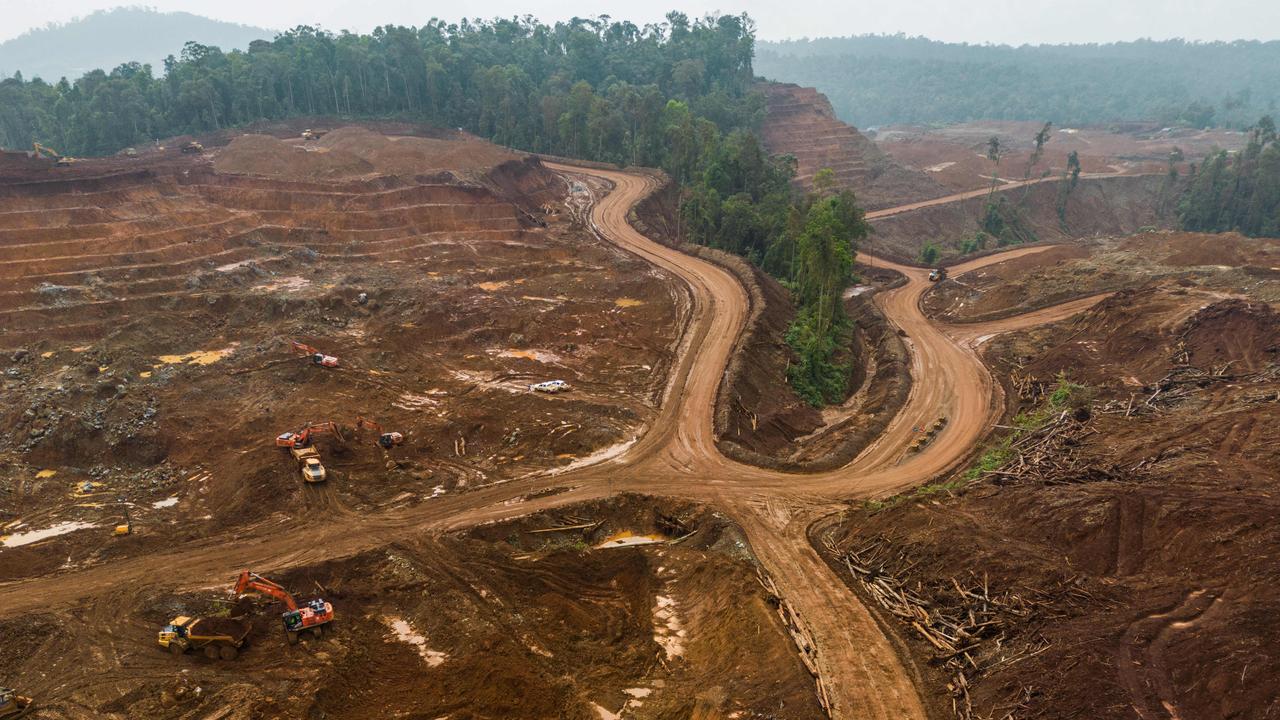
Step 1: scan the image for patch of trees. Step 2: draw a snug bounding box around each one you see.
[683,154,868,405]
[756,35,1280,129]
[1180,117,1280,237]
[0,13,759,163]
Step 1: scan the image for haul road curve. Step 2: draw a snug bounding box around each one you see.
[0,162,1108,719]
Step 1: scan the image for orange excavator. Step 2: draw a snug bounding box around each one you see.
[292,340,339,368]
[275,421,343,449]
[355,416,404,449]
[233,571,334,644]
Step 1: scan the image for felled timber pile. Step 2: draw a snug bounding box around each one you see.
[824,535,1053,720]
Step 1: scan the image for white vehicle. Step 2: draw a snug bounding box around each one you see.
[529,380,572,394]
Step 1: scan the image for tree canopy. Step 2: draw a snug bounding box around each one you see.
[0,13,759,164]
[1180,116,1280,237]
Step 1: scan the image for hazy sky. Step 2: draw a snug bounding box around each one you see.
[4,0,1280,45]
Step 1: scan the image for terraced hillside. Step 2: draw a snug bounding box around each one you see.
[0,135,687,565]
[758,83,946,210]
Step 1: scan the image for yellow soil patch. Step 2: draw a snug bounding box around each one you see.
[154,346,236,367]
[498,349,562,363]
[41,351,54,359]
[614,298,644,307]
[139,371,152,378]
[35,469,57,479]
[477,279,525,291]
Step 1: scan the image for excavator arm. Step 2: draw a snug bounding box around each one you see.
[291,340,339,367]
[355,416,403,448]
[233,570,299,611]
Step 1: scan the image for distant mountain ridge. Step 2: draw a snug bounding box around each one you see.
[0,7,275,81]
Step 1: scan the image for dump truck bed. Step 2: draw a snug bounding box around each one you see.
[187,617,251,643]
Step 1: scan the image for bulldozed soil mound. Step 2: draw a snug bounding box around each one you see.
[1182,299,1280,372]
[758,82,946,211]
[318,126,522,178]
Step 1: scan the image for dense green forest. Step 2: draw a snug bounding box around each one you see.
[757,35,1280,129]
[0,12,860,405]
[1180,117,1280,237]
[0,14,758,163]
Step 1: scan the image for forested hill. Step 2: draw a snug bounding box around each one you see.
[756,36,1280,129]
[0,8,274,83]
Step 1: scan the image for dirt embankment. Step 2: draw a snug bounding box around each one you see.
[632,180,913,471]
[870,173,1176,265]
[758,82,947,211]
[4,495,825,719]
[813,281,1280,720]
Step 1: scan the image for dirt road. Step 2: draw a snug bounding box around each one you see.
[863,171,1152,221]
[0,163,1102,719]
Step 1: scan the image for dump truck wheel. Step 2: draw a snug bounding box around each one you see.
[287,631,299,645]
[168,642,185,656]
[220,645,238,661]
[310,626,323,640]
[203,645,219,660]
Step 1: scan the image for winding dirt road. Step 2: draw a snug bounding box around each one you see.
[0,163,1108,718]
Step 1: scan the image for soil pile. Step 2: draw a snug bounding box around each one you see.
[1181,298,1280,372]
[317,126,521,178]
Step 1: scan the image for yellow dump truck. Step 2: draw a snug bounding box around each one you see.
[157,616,250,660]
[0,688,33,719]
[290,445,327,483]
